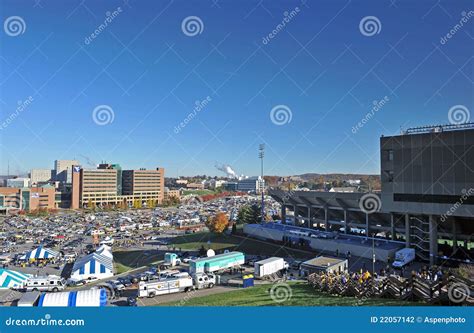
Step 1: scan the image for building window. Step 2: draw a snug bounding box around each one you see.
[388,149,394,161]
[384,170,394,182]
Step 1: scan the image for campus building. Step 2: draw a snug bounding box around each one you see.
[269,123,474,265]
[71,164,165,209]
[237,176,265,193]
[54,159,79,183]
[6,178,30,188]
[0,186,56,213]
[30,169,54,185]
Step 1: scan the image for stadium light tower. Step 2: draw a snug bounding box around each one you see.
[259,144,265,223]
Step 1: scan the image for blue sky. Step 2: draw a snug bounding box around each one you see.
[0,0,473,177]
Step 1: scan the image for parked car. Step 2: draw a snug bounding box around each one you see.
[182,256,198,263]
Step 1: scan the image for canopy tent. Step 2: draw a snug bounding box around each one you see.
[0,269,30,289]
[19,246,60,261]
[70,245,113,280]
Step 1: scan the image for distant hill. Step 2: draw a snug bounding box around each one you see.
[265,173,381,191]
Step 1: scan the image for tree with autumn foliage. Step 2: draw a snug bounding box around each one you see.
[205,212,229,234]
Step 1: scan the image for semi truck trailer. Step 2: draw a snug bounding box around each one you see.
[189,251,245,275]
[254,257,288,278]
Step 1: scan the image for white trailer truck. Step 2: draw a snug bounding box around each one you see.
[392,248,415,268]
[138,273,216,298]
[254,257,289,278]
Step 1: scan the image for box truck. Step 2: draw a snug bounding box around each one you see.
[138,273,216,298]
[392,248,415,268]
[254,257,289,278]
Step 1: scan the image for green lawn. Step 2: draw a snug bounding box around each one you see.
[170,232,313,259]
[182,189,216,196]
[160,282,412,306]
[113,250,164,273]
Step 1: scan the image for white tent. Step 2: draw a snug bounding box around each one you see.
[70,245,113,281]
[19,246,59,261]
[0,269,30,289]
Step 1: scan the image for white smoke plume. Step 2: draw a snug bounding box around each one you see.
[215,162,237,178]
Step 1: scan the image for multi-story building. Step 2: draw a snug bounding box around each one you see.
[71,164,165,209]
[0,186,56,213]
[54,159,79,183]
[186,182,205,190]
[164,187,181,201]
[122,169,164,195]
[6,177,30,188]
[207,179,226,190]
[30,169,54,185]
[237,176,265,193]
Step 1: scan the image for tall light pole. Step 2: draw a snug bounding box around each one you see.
[259,144,265,224]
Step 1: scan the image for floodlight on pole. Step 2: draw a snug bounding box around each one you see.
[259,144,265,223]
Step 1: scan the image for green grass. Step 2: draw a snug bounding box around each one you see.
[113,250,164,272]
[182,189,216,196]
[170,232,312,259]
[114,262,132,274]
[160,282,412,306]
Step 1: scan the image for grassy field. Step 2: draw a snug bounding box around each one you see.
[182,189,217,196]
[170,232,313,259]
[160,282,412,306]
[113,250,164,273]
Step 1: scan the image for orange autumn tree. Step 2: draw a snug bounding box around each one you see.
[206,212,229,234]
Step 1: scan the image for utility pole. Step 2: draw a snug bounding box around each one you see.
[259,144,265,224]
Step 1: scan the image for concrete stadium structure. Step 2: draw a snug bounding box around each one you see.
[269,124,474,265]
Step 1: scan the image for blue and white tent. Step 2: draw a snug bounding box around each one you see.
[19,246,60,261]
[0,269,30,289]
[70,245,113,280]
[38,289,108,307]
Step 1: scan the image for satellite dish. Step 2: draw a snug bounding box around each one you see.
[206,249,215,257]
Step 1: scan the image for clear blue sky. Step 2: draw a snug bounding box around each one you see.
[0,0,473,177]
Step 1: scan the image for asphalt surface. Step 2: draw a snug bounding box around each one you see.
[136,286,238,306]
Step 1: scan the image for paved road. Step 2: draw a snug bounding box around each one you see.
[136,285,238,306]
